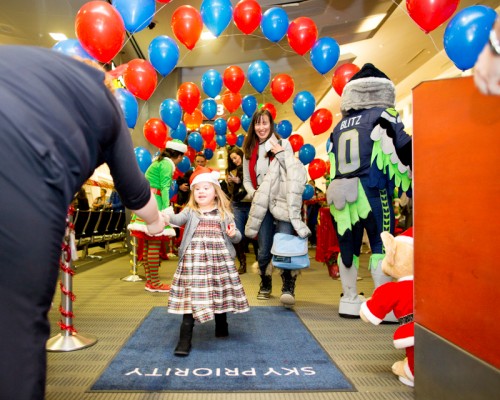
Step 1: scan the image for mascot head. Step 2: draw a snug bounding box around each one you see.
[340,63,395,116]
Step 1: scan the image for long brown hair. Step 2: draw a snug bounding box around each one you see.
[242,109,278,160]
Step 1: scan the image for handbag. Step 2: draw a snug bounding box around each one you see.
[271,232,310,270]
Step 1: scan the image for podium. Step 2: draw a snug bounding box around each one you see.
[413,77,500,399]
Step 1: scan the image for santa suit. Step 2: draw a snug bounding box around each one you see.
[360,276,414,377]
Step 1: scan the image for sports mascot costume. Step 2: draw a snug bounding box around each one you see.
[326,63,412,318]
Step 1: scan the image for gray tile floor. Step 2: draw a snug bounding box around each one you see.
[46,245,414,400]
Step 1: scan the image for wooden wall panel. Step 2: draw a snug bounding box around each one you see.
[413,76,500,368]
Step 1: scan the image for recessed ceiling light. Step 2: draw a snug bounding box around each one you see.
[356,14,386,34]
[201,31,216,41]
[49,32,67,41]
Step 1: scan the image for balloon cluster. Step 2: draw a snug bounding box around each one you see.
[65,0,497,182]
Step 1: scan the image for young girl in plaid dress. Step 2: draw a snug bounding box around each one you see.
[164,166,249,356]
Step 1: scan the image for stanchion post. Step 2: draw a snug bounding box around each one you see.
[121,236,144,282]
[46,208,97,352]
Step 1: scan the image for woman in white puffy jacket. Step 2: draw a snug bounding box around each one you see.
[242,109,310,306]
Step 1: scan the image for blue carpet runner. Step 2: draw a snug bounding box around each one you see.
[91,306,354,392]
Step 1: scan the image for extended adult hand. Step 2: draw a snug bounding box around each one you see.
[146,212,165,235]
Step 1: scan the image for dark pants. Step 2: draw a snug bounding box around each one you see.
[0,138,69,400]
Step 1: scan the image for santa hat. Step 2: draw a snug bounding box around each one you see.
[189,166,221,188]
[395,227,413,246]
[166,139,187,154]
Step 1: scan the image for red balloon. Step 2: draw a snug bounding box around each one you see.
[123,59,157,100]
[171,5,203,50]
[226,133,238,146]
[407,0,459,33]
[177,82,201,114]
[332,63,360,96]
[223,66,245,93]
[183,109,203,131]
[222,89,242,113]
[287,17,318,56]
[200,124,215,143]
[271,73,294,104]
[185,146,196,162]
[157,0,173,3]
[227,116,241,133]
[143,118,168,148]
[75,1,125,63]
[288,134,304,153]
[261,103,277,121]
[310,108,333,136]
[205,140,217,151]
[233,0,262,35]
[308,158,327,180]
[108,62,128,78]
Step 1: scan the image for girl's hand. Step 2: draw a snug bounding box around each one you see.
[226,223,236,238]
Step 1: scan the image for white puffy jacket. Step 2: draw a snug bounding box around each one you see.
[245,149,311,239]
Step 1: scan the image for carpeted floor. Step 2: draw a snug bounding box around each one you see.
[90,307,354,392]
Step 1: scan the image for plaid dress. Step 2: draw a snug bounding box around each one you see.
[168,209,249,323]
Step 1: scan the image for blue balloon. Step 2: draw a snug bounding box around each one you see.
[302,184,314,200]
[240,114,251,132]
[170,121,187,142]
[247,60,271,93]
[134,147,152,174]
[200,0,233,37]
[114,88,139,129]
[214,118,228,135]
[293,91,316,122]
[444,5,497,71]
[216,134,227,147]
[159,98,182,130]
[201,98,217,120]
[187,132,203,152]
[148,35,179,77]
[326,137,332,153]
[52,39,93,60]
[169,180,178,198]
[177,156,191,173]
[298,144,316,165]
[310,37,340,75]
[276,119,293,139]
[201,69,223,98]
[112,0,155,33]
[242,95,257,117]
[204,148,214,160]
[236,134,245,147]
[261,7,289,43]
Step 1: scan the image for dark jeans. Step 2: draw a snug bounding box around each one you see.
[232,201,251,236]
[257,211,294,275]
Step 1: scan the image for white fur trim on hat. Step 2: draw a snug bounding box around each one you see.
[395,235,413,246]
[190,170,221,188]
[166,139,187,154]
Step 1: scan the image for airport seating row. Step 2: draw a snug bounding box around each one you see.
[72,209,127,260]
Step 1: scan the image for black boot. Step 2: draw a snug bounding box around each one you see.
[236,243,247,274]
[174,314,194,356]
[257,274,272,300]
[280,270,297,307]
[215,313,228,337]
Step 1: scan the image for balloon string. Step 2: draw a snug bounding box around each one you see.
[389,0,446,56]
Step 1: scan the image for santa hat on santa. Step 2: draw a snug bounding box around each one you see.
[395,227,413,246]
[189,166,221,188]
